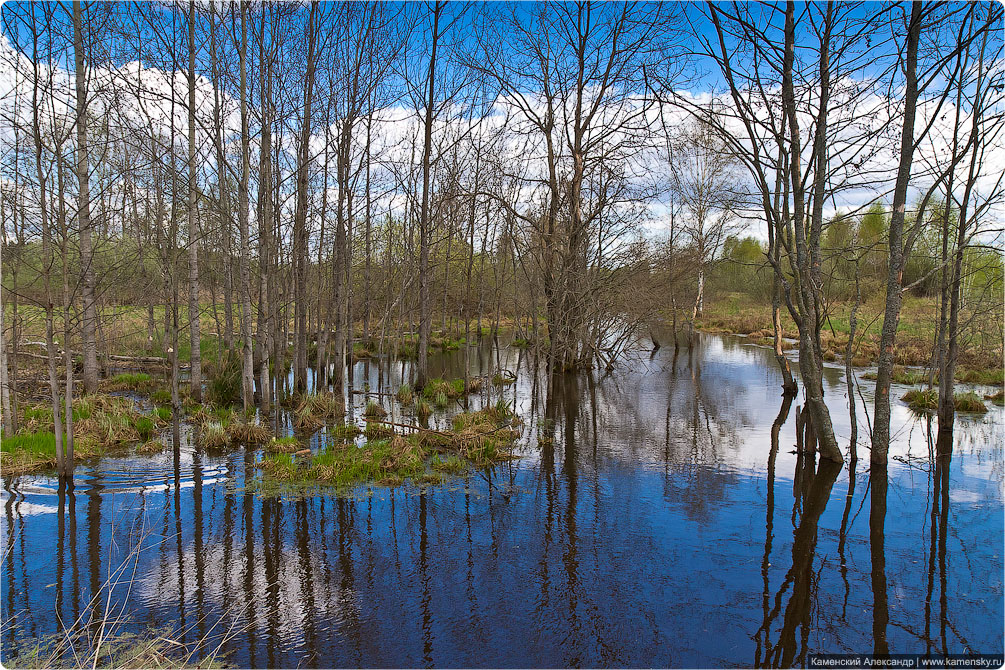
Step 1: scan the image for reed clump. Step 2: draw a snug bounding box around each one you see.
[364,399,388,419]
[396,383,414,406]
[954,391,988,413]
[199,421,228,449]
[293,392,344,431]
[902,388,938,411]
[225,421,272,445]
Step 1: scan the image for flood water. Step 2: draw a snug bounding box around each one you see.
[3,333,1003,668]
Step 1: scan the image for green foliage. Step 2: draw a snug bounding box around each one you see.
[153,406,172,422]
[330,423,361,439]
[1,431,60,457]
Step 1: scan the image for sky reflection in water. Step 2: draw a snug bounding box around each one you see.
[2,333,1002,668]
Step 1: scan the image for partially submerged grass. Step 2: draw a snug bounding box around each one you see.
[364,421,395,439]
[153,406,172,422]
[329,422,362,440]
[492,371,517,386]
[396,383,414,406]
[416,399,432,419]
[3,393,171,474]
[136,439,166,455]
[433,391,449,409]
[266,436,301,453]
[957,368,1005,386]
[293,392,343,431]
[199,421,228,449]
[902,388,990,414]
[256,406,522,493]
[988,390,1005,406]
[902,388,938,411]
[422,377,466,400]
[8,625,231,669]
[225,421,272,445]
[0,431,101,475]
[364,399,388,419]
[954,391,988,413]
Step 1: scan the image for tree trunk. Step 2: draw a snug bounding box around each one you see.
[187,0,202,402]
[238,0,255,412]
[73,0,99,393]
[873,1,921,464]
[416,1,442,390]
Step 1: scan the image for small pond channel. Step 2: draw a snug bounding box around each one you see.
[2,332,1002,667]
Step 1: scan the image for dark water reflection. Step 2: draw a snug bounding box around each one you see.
[3,333,1003,667]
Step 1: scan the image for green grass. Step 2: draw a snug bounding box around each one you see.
[954,391,988,413]
[364,399,387,418]
[257,406,522,493]
[902,388,938,411]
[422,377,466,400]
[396,384,414,406]
[364,422,395,439]
[1,431,60,458]
[433,391,449,409]
[416,399,432,419]
[901,388,990,413]
[149,389,172,405]
[107,372,152,386]
[330,423,362,440]
[200,421,228,449]
[988,390,1004,406]
[134,416,154,440]
[267,436,300,453]
[153,406,172,422]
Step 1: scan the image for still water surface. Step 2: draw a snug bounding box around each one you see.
[3,333,1003,667]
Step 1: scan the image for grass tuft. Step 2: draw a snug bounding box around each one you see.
[396,384,414,406]
[902,388,938,411]
[267,436,301,453]
[954,391,988,413]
